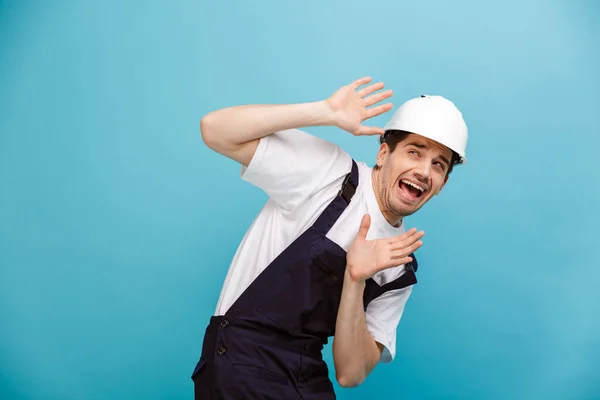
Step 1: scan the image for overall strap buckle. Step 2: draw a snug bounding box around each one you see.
[338,172,356,203]
[337,160,358,203]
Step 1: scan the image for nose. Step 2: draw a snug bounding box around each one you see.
[414,160,431,181]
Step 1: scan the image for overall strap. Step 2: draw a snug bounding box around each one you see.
[310,159,359,236]
[363,256,419,308]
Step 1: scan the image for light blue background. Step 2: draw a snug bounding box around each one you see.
[1,1,599,399]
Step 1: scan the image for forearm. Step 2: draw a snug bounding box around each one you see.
[200,101,335,152]
[332,269,382,388]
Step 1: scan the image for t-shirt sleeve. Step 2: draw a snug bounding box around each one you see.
[365,285,413,363]
[240,129,352,211]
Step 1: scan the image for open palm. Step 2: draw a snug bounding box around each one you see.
[325,77,394,136]
[346,215,424,283]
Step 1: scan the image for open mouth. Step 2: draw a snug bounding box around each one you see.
[398,179,426,202]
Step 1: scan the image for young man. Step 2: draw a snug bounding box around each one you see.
[192,77,468,399]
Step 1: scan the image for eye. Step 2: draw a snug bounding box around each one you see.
[433,161,445,170]
[409,150,420,157]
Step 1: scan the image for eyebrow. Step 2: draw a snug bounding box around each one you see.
[404,141,451,168]
[404,141,427,149]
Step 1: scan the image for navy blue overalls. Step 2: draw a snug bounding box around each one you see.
[191,160,418,399]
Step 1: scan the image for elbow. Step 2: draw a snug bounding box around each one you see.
[199,113,219,150]
[336,372,365,388]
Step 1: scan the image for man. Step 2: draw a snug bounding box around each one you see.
[192,76,468,399]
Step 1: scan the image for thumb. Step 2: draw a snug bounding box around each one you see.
[356,214,371,239]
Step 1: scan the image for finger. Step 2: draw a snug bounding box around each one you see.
[377,256,413,272]
[351,76,372,89]
[389,256,413,265]
[400,228,423,239]
[357,82,384,97]
[366,103,394,119]
[391,240,423,258]
[364,89,393,107]
[390,228,418,243]
[356,214,371,239]
[355,125,385,136]
[391,231,425,250]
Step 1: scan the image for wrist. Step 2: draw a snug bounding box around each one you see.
[312,100,338,127]
[344,267,368,287]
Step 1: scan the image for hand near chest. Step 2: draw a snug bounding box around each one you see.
[346,214,423,283]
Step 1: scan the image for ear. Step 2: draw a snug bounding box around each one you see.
[376,143,390,168]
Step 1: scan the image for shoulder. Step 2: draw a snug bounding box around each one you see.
[244,129,350,172]
[241,129,353,211]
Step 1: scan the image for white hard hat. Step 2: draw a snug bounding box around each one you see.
[383,95,468,164]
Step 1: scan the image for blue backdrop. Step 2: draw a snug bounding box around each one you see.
[1,1,599,399]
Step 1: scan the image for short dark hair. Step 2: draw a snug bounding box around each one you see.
[376,130,460,176]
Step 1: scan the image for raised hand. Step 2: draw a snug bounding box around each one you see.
[346,214,424,283]
[325,76,393,136]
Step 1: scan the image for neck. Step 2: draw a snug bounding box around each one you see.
[371,168,403,228]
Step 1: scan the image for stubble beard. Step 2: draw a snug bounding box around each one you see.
[374,168,421,226]
[382,184,419,219]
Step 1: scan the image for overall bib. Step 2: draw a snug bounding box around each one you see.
[191,160,418,399]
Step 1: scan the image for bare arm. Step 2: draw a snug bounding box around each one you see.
[199,77,393,166]
[333,272,382,388]
[333,214,424,387]
[200,102,334,166]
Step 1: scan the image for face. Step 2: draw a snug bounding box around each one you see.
[373,134,453,225]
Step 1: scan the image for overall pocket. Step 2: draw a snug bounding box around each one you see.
[231,353,303,400]
[191,358,206,381]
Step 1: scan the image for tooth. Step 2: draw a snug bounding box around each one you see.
[407,180,423,192]
[401,179,425,192]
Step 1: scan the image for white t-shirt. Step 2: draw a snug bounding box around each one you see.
[214,129,413,363]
